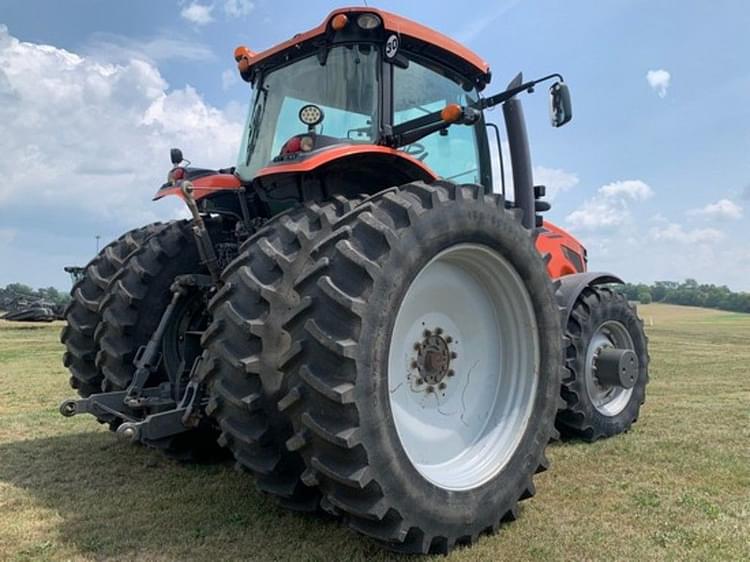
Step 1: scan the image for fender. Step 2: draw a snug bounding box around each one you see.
[557,272,625,319]
[252,144,437,213]
[254,144,436,182]
[154,172,242,202]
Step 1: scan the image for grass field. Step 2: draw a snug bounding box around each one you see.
[1,303,748,561]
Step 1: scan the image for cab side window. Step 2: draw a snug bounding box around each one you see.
[393,60,481,184]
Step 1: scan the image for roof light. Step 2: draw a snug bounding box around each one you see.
[234,45,256,83]
[233,45,255,62]
[357,13,382,30]
[299,136,314,152]
[331,14,349,31]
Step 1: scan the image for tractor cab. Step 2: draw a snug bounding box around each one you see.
[235,27,487,187]
[231,7,570,221]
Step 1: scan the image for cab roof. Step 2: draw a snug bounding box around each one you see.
[243,7,492,88]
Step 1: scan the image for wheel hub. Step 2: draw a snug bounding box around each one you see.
[416,331,453,385]
[584,321,636,416]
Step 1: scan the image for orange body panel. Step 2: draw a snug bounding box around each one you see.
[243,7,490,77]
[255,145,437,179]
[536,221,587,279]
[154,173,242,202]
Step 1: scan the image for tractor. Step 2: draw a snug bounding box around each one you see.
[60,7,649,554]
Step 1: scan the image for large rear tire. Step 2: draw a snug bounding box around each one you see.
[556,286,649,441]
[61,223,164,397]
[199,197,361,511]
[278,182,564,553]
[95,219,232,458]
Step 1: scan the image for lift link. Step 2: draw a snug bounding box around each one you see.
[181,180,223,286]
[116,361,207,444]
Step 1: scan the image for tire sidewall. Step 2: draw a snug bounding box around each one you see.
[354,194,561,530]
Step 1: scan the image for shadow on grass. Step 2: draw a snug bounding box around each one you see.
[0,431,387,561]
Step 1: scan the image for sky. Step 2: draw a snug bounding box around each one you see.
[0,0,749,291]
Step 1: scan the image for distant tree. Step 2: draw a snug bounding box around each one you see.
[614,279,748,314]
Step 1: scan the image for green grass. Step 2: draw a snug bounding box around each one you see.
[1,304,749,561]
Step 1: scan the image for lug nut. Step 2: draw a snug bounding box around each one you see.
[423,329,432,337]
[416,378,423,385]
[438,382,446,390]
[410,361,418,369]
[426,385,434,393]
[435,327,443,335]
[447,369,455,377]
[413,342,421,351]
[450,351,457,359]
[446,336,452,343]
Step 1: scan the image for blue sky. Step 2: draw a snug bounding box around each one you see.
[1,0,748,290]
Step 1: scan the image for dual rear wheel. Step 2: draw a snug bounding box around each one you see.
[61,181,649,553]
[200,181,564,553]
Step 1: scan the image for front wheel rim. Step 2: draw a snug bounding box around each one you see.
[584,320,635,416]
[387,243,540,492]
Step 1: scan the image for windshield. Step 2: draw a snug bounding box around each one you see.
[236,45,379,180]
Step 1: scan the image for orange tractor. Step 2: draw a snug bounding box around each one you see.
[60,7,648,554]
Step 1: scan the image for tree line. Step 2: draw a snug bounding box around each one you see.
[617,279,750,313]
[3,278,748,314]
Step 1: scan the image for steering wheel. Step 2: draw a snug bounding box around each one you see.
[403,142,428,160]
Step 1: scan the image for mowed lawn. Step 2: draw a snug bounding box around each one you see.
[0,304,748,561]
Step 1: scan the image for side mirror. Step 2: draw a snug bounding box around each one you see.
[549,82,572,127]
[170,148,183,165]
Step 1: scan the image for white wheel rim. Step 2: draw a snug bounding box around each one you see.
[387,244,539,491]
[584,320,635,416]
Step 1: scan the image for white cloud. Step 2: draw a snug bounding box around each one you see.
[0,25,241,222]
[687,198,743,221]
[599,180,653,201]
[84,33,214,64]
[533,167,579,201]
[649,223,724,244]
[566,180,653,231]
[222,68,238,90]
[646,69,671,98]
[181,2,214,25]
[224,0,254,17]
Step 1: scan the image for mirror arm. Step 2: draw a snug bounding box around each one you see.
[384,72,567,149]
[386,119,449,148]
[386,106,448,148]
[478,73,565,110]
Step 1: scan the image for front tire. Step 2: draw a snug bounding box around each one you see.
[556,286,649,441]
[280,182,564,553]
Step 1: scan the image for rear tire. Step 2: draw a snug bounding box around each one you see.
[94,219,231,459]
[556,286,649,441]
[61,223,164,396]
[200,197,361,511]
[279,181,564,553]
